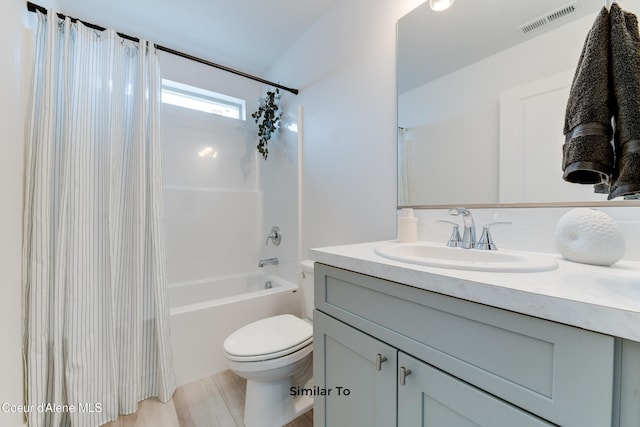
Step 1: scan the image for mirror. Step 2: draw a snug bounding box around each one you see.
[397,0,640,207]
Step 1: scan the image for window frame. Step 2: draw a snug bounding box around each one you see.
[161,79,246,121]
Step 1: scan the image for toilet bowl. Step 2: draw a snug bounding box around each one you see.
[223,260,315,427]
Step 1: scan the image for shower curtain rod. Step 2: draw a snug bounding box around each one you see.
[25,1,299,95]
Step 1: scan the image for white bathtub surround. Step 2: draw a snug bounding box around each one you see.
[161,104,262,284]
[311,241,640,342]
[259,105,302,289]
[23,12,174,427]
[163,187,262,284]
[258,258,302,286]
[161,52,266,287]
[169,273,300,386]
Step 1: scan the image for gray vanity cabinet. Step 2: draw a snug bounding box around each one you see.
[397,352,552,426]
[313,263,621,427]
[313,309,397,427]
[315,310,552,427]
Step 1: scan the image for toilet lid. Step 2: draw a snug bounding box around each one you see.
[224,314,313,361]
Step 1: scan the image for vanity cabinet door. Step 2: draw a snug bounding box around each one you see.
[397,352,553,427]
[313,310,397,427]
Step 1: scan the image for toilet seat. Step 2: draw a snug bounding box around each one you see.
[224,314,313,362]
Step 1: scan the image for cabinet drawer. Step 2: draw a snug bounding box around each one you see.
[315,263,615,427]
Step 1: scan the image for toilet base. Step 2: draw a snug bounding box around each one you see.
[244,377,312,427]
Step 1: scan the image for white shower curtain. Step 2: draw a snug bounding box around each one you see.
[23,11,175,427]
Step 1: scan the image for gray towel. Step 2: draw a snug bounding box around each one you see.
[608,3,640,199]
[562,7,614,187]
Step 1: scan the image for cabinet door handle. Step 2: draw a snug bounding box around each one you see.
[399,367,412,385]
[375,353,388,371]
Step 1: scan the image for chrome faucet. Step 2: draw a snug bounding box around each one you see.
[258,257,279,268]
[265,226,281,246]
[476,221,512,251]
[448,208,476,249]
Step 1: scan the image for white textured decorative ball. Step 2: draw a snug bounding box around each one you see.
[554,208,625,266]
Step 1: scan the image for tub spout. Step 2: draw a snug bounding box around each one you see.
[258,257,279,268]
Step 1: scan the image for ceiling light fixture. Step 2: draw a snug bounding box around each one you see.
[430,0,455,12]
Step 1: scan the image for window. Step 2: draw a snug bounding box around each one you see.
[161,79,246,120]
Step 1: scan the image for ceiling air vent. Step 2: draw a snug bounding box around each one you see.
[518,1,578,34]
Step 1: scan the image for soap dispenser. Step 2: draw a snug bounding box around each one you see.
[397,208,417,243]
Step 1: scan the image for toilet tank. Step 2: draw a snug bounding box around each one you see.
[301,260,314,320]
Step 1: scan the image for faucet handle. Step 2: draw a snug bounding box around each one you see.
[447,207,470,217]
[447,208,476,249]
[476,221,511,251]
[437,220,462,247]
[266,226,281,246]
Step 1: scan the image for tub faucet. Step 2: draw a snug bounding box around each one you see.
[448,207,476,249]
[258,257,279,268]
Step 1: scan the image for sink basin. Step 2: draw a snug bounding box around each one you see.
[374,242,558,272]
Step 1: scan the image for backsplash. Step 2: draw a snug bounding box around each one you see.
[411,207,640,262]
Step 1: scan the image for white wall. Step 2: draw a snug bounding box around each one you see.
[0,0,27,424]
[266,0,422,256]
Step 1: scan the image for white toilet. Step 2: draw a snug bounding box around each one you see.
[223,260,315,427]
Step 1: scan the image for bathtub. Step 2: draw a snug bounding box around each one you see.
[168,272,301,387]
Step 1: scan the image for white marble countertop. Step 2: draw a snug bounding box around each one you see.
[310,241,640,342]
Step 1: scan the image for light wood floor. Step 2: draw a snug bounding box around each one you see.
[103,370,313,427]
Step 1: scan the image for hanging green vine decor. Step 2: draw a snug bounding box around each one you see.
[251,88,280,160]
